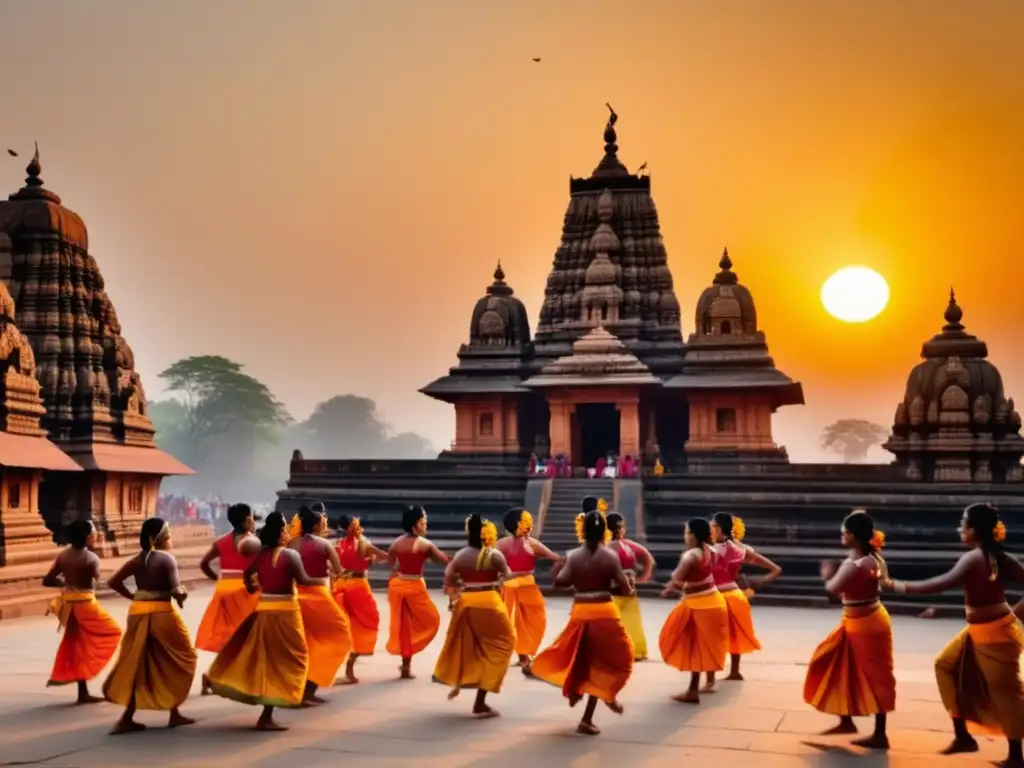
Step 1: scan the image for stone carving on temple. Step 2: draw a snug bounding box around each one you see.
[884,290,1024,482]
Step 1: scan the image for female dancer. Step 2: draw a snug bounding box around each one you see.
[333,513,388,684]
[605,512,654,661]
[804,509,894,750]
[705,512,781,688]
[497,506,561,674]
[208,511,319,731]
[658,518,729,705]
[887,502,1024,765]
[532,510,635,736]
[103,518,197,734]
[288,505,352,704]
[433,515,515,717]
[42,520,122,704]
[387,505,449,679]
[195,503,261,695]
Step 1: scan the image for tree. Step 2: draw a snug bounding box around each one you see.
[292,395,436,459]
[385,431,438,459]
[820,419,889,463]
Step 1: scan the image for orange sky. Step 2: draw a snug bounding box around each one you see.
[2,0,1023,461]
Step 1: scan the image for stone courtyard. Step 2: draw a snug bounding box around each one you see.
[0,588,1009,767]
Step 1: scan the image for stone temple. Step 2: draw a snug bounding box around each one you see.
[278,110,1023,612]
[0,147,192,567]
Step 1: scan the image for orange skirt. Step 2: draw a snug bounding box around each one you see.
[194,577,260,653]
[297,583,352,687]
[934,612,1024,739]
[432,590,516,695]
[333,577,380,655]
[386,577,440,658]
[721,588,761,656]
[47,592,122,686]
[803,604,896,716]
[502,574,546,657]
[532,600,634,704]
[659,591,729,672]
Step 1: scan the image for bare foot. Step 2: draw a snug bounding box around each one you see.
[605,699,624,715]
[699,681,718,694]
[168,712,196,729]
[76,694,105,705]
[992,760,1024,767]
[338,673,359,685]
[256,718,288,732]
[473,704,500,719]
[919,608,937,619]
[110,720,146,736]
[635,656,648,662]
[725,672,744,681]
[201,674,213,696]
[576,721,600,736]
[672,691,700,704]
[940,737,979,755]
[568,693,583,708]
[447,688,461,701]
[851,734,889,751]
[521,662,534,678]
[306,694,327,705]
[820,721,858,736]
[399,665,415,680]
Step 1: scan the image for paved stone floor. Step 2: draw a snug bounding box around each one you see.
[0,587,1012,767]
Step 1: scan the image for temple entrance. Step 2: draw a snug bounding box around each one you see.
[576,403,620,468]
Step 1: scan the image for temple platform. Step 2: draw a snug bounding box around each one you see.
[0,586,1010,766]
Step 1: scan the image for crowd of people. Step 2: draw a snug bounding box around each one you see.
[36,498,1024,764]
[527,452,643,478]
[155,494,273,535]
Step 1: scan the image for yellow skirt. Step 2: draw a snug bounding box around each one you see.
[387,578,440,657]
[433,590,516,695]
[532,600,634,704]
[659,591,729,672]
[612,594,648,661]
[502,574,546,657]
[333,577,380,655]
[102,600,197,711]
[297,583,352,687]
[935,612,1024,739]
[47,592,122,686]
[721,588,761,656]
[803,604,896,716]
[195,577,260,653]
[208,596,309,708]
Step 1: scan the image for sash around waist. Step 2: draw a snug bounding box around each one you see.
[503,573,536,589]
[462,582,500,592]
[455,589,506,609]
[134,590,172,602]
[340,570,367,579]
[966,610,1023,643]
[682,590,727,610]
[569,599,622,622]
[61,590,96,603]
[396,572,424,581]
[219,570,245,580]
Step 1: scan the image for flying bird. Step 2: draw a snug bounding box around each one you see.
[532,57,541,63]
[637,161,648,175]
[6,149,16,157]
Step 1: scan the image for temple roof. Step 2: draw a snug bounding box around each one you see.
[523,327,660,388]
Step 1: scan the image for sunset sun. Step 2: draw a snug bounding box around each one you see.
[821,266,890,323]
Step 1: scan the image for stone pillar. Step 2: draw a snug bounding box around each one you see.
[548,399,572,458]
[0,468,58,567]
[618,398,641,458]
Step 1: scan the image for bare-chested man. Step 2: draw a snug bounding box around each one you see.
[102,517,197,735]
[43,519,122,703]
[531,510,635,735]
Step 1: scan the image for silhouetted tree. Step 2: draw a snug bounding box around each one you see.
[820,419,889,463]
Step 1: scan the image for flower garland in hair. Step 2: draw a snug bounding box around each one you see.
[597,498,609,514]
[575,513,586,543]
[516,511,534,537]
[481,520,499,548]
[288,514,302,540]
[994,520,1007,543]
[731,516,746,541]
[870,529,886,550]
[347,517,364,539]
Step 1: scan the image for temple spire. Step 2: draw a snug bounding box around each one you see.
[712,247,738,286]
[943,286,964,331]
[25,141,42,188]
[591,104,629,179]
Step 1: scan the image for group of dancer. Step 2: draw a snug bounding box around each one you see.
[38,496,1024,763]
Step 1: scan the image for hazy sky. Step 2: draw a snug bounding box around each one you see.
[2,1,1023,461]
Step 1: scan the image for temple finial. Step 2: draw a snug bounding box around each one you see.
[712,247,738,286]
[25,141,42,188]
[943,286,964,329]
[603,103,618,152]
[493,260,505,283]
[719,247,732,271]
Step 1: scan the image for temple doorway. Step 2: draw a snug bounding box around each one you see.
[576,403,620,468]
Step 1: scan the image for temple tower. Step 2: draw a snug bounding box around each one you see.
[666,249,803,468]
[533,107,683,374]
[884,290,1024,482]
[0,147,192,551]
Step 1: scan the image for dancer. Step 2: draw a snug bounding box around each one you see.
[497,506,560,674]
[705,512,781,688]
[658,518,729,704]
[887,502,1024,765]
[605,512,654,661]
[333,513,388,684]
[42,519,122,704]
[387,505,449,679]
[103,518,197,735]
[208,511,319,731]
[288,505,352,704]
[531,510,634,736]
[195,503,261,695]
[804,509,894,750]
[432,515,515,717]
